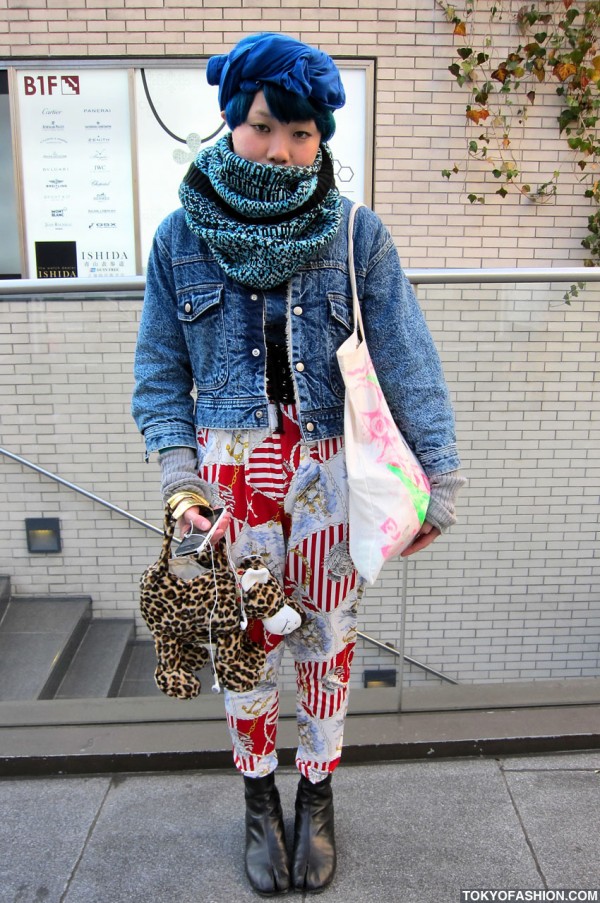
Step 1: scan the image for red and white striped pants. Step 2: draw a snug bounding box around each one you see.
[196,405,363,784]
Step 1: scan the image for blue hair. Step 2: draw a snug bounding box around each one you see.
[224,83,336,142]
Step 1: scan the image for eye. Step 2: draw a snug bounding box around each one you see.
[294,130,313,140]
[252,123,270,133]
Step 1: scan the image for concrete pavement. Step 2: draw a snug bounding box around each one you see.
[2,751,600,903]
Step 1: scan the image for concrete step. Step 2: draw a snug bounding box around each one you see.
[117,641,163,698]
[117,640,215,698]
[0,596,91,701]
[55,619,135,700]
[0,575,10,621]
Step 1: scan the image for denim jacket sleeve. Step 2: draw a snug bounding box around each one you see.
[354,205,461,476]
[131,218,198,455]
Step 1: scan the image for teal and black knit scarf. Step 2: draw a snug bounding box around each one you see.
[179,135,342,289]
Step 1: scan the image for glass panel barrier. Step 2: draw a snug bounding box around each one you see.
[0,278,598,729]
[0,288,405,724]
[405,279,600,710]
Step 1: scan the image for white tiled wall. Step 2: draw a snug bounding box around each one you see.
[0,0,593,270]
[407,282,600,685]
[1,282,598,687]
[1,1,598,688]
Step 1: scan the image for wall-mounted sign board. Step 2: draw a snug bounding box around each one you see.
[8,59,374,278]
[12,69,137,278]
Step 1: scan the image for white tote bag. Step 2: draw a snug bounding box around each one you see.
[336,203,431,583]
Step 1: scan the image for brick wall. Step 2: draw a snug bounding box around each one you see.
[0,0,593,269]
[405,282,600,685]
[1,283,598,687]
[1,2,598,690]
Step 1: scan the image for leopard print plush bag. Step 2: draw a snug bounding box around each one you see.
[139,506,293,699]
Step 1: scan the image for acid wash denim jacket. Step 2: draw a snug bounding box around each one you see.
[132,197,461,478]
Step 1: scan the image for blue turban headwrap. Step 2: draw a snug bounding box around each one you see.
[206,32,346,113]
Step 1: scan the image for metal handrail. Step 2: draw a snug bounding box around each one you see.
[1,266,600,296]
[0,445,458,684]
[358,630,458,684]
[0,446,162,537]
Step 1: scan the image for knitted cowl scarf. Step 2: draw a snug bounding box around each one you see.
[178,135,342,290]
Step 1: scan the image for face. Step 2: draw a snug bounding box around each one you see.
[227,91,322,167]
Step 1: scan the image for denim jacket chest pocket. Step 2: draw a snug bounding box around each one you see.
[326,292,353,399]
[177,284,228,391]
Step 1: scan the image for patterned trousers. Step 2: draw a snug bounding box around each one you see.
[196,405,363,784]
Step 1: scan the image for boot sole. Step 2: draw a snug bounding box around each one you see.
[247,879,290,898]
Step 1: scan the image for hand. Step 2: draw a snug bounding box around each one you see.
[400,521,441,557]
[177,506,231,544]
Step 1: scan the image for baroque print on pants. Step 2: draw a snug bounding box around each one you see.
[196,405,363,784]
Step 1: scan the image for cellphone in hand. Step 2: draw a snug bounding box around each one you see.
[175,507,227,557]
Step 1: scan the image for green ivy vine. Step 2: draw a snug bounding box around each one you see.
[436,0,600,301]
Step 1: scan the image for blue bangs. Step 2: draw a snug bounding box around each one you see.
[224,83,336,142]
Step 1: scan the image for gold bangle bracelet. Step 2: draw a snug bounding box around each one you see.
[168,490,209,508]
[169,499,198,521]
[167,490,210,521]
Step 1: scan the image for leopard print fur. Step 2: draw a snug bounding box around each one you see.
[139,508,304,699]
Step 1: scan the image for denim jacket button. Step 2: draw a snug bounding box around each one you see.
[295,362,305,372]
[250,293,259,301]
[252,348,261,357]
[306,422,315,432]
[255,410,263,419]
[293,306,303,315]
[184,302,192,314]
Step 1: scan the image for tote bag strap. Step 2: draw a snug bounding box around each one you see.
[348,202,366,342]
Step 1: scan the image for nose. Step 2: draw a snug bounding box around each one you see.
[266,135,290,165]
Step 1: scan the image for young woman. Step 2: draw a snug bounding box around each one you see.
[132,32,464,896]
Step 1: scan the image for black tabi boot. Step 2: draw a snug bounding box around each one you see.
[291,773,336,893]
[243,773,290,896]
